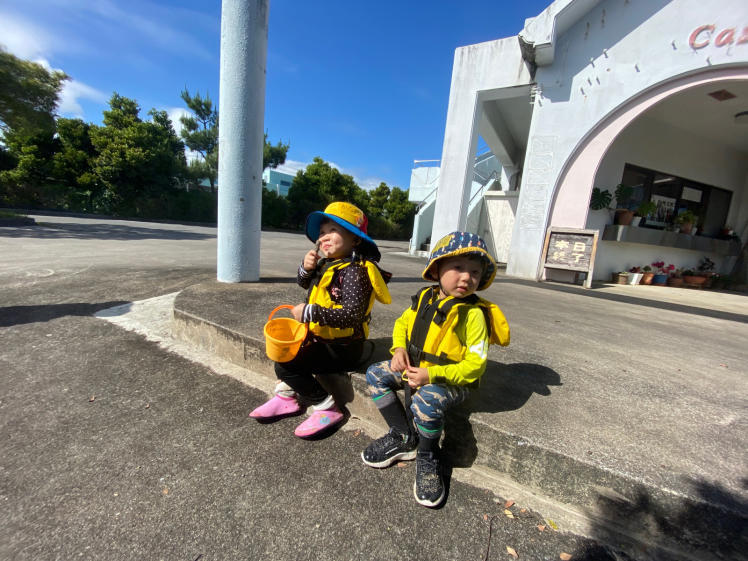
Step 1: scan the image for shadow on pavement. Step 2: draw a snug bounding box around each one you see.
[493,277,748,323]
[257,277,302,284]
[576,478,748,560]
[1,222,214,241]
[0,301,130,327]
[442,362,561,469]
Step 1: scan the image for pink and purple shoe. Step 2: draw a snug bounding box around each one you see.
[249,395,303,421]
[294,406,345,438]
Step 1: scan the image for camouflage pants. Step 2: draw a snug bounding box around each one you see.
[365,359,471,439]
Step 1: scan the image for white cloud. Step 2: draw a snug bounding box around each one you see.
[165,107,202,163]
[58,80,109,118]
[275,160,308,175]
[89,0,213,61]
[276,159,388,191]
[0,12,50,59]
[166,107,193,137]
[358,176,389,191]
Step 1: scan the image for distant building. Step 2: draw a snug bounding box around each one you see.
[262,168,295,196]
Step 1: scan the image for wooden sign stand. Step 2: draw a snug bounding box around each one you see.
[540,227,599,288]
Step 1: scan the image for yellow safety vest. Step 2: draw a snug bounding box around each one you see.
[406,286,509,368]
[308,258,391,341]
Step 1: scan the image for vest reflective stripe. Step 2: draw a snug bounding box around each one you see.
[308,259,391,340]
[406,286,510,368]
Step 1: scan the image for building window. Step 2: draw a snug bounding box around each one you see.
[280,180,290,186]
[621,164,732,236]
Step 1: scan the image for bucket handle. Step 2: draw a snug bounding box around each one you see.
[267,304,296,322]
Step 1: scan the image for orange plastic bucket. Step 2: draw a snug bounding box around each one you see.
[263,305,308,362]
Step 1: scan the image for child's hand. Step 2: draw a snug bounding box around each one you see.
[405,366,429,388]
[291,303,305,322]
[390,347,410,372]
[302,248,320,272]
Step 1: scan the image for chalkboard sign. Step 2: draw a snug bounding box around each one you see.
[540,227,599,288]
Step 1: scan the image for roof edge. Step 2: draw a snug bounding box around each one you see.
[518,0,601,66]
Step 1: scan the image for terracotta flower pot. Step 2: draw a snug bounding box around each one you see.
[640,272,655,285]
[614,209,635,226]
[667,277,684,287]
[683,275,707,287]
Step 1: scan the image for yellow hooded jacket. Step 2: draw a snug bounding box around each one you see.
[392,286,509,386]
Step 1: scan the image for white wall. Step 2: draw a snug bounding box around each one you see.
[507,0,748,279]
[432,36,533,245]
[482,192,519,263]
[409,166,440,203]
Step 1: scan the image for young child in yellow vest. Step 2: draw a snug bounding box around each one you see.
[250,202,391,438]
[361,231,509,507]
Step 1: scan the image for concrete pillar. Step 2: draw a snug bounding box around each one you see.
[217,0,268,282]
[431,91,481,244]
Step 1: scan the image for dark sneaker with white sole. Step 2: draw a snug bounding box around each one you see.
[361,428,417,468]
[413,450,444,507]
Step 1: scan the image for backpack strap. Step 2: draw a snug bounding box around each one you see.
[406,288,478,366]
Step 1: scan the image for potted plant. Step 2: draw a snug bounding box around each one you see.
[652,261,674,285]
[611,270,629,284]
[640,265,655,285]
[712,274,732,290]
[682,269,707,287]
[697,256,716,288]
[667,268,684,288]
[590,187,613,211]
[634,201,657,227]
[613,183,635,226]
[674,210,697,234]
[628,266,643,285]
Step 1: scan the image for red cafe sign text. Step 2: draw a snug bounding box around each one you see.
[689,24,748,49]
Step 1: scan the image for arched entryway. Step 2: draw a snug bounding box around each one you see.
[549,66,748,230]
[545,66,748,280]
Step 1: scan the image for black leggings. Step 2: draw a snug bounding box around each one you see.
[274,339,364,404]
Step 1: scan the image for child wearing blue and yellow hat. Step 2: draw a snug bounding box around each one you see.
[361,231,510,507]
[250,202,391,438]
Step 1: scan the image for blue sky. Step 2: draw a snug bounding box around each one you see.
[1,0,550,190]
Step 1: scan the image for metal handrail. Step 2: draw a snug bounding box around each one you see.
[415,184,440,213]
[413,159,440,167]
[469,170,499,206]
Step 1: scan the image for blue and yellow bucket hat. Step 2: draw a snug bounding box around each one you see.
[422,231,496,290]
[305,201,380,261]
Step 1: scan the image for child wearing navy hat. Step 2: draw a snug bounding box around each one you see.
[361,231,510,506]
[249,202,391,438]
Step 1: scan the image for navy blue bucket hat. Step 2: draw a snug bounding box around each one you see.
[422,231,497,290]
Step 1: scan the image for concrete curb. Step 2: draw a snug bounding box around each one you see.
[171,285,747,560]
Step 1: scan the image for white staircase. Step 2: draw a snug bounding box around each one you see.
[409,151,501,255]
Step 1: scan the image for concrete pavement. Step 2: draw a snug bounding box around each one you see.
[170,235,748,560]
[2,214,640,561]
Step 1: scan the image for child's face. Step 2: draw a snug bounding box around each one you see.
[437,255,484,299]
[318,220,359,259]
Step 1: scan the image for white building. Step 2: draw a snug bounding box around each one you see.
[423,0,748,283]
[262,167,295,197]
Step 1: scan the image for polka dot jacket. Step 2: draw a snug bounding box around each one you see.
[297,258,373,340]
